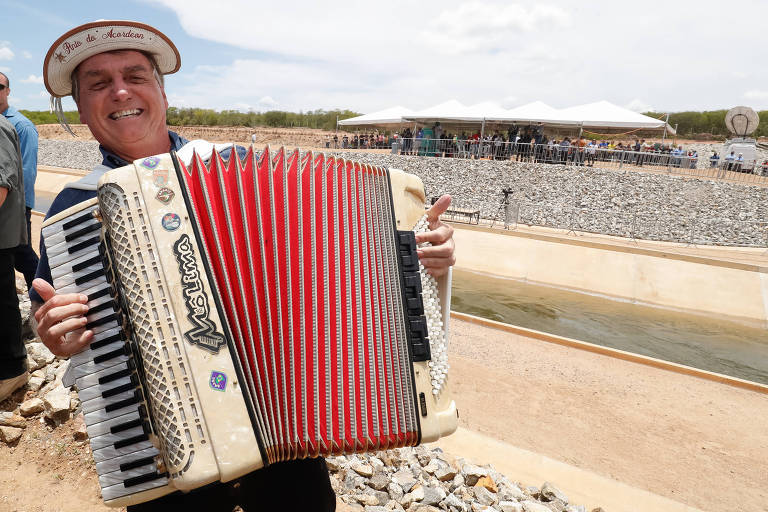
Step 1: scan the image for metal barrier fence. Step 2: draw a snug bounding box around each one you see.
[471,199,768,247]
[359,138,767,185]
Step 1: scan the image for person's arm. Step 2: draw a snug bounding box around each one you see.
[17,123,38,205]
[414,195,456,278]
[0,186,6,207]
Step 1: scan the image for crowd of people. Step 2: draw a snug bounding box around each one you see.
[331,122,765,174]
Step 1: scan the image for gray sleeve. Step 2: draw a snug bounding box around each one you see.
[0,121,22,191]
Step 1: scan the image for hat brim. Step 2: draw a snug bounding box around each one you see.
[44,20,181,98]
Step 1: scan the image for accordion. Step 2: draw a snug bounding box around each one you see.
[42,146,457,507]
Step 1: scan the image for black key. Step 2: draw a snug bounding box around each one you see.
[75,268,106,286]
[87,287,112,302]
[63,211,96,230]
[65,222,101,242]
[90,331,124,351]
[93,343,129,364]
[120,456,156,472]
[68,236,100,255]
[106,389,142,413]
[86,313,118,331]
[124,471,168,488]
[114,433,149,449]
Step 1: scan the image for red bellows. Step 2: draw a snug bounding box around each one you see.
[177,147,419,463]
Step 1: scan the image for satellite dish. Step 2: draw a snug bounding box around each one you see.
[725,106,759,137]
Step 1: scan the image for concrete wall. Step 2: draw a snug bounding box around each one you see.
[453,225,768,328]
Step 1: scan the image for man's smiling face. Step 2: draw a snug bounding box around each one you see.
[75,50,169,161]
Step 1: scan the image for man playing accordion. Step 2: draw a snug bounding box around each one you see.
[31,19,456,512]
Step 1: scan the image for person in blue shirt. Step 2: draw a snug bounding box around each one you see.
[32,19,456,512]
[0,72,39,291]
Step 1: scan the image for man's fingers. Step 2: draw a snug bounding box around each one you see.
[34,291,89,323]
[415,223,454,246]
[38,302,90,328]
[425,194,452,221]
[32,278,56,302]
[417,240,455,260]
[47,329,94,357]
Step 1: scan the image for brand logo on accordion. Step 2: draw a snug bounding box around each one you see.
[162,213,181,231]
[209,371,227,391]
[173,234,227,353]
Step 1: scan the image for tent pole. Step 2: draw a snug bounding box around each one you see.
[481,118,486,139]
[661,113,669,146]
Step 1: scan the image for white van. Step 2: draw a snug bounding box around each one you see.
[722,137,757,172]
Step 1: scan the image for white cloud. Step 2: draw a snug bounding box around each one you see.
[0,66,9,73]
[625,99,654,113]
[423,2,570,53]
[0,47,13,61]
[22,51,32,59]
[145,0,768,113]
[20,74,43,84]
[744,90,768,100]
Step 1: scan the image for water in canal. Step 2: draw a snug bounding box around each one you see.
[451,268,768,385]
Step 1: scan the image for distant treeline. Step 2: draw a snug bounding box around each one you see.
[18,107,768,138]
[19,108,360,131]
[166,108,361,131]
[646,110,768,138]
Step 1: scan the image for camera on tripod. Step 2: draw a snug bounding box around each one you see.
[501,188,513,203]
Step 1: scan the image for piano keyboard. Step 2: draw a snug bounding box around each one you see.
[43,201,170,501]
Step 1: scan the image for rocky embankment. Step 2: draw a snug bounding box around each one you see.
[331,152,768,247]
[38,139,767,246]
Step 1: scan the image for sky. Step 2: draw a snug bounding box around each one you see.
[1,0,767,115]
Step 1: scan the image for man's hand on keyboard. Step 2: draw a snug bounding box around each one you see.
[415,194,456,278]
[32,278,94,357]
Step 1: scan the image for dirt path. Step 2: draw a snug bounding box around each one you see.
[446,318,768,512]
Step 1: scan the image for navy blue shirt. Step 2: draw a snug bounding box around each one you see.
[31,131,247,303]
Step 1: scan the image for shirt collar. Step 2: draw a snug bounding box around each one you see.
[99,130,189,169]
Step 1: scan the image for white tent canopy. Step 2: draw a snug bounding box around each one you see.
[337,105,414,126]
[404,99,480,122]
[341,100,674,133]
[556,100,667,129]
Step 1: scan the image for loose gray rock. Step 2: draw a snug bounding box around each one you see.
[353,462,375,478]
[43,387,71,424]
[0,412,26,428]
[462,464,489,486]
[27,375,45,392]
[421,485,446,506]
[473,486,498,507]
[435,464,458,482]
[541,482,568,504]
[500,501,524,512]
[0,426,23,444]
[19,397,45,417]
[368,472,390,491]
[393,469,417,493]
[522,501,553,512]
[26,342,56,370]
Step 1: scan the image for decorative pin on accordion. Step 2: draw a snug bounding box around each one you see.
[42,146,458,507]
